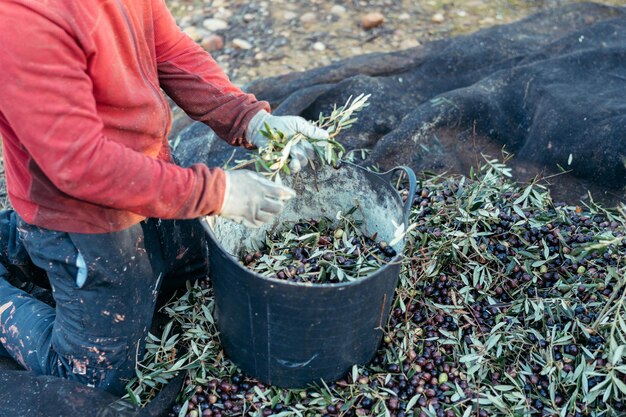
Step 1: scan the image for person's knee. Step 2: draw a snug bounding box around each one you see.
[66,355,135,396]
[94,365,135,396]
[0,211,48,288]
[54,333,137,396]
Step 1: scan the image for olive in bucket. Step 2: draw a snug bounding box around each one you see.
[202,161,416,388]
[240,206,399,284]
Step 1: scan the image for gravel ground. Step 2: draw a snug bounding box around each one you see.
[166,0,624,86]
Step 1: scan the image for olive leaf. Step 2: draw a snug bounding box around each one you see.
[227,94,370,181]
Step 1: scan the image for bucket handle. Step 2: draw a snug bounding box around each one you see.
[374,166,417,229]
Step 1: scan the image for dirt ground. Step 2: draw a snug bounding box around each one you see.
[166,0,624,86]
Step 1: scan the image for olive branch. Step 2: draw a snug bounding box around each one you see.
[228,94,370,182]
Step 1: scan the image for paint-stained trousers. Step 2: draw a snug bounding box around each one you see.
[0,210,208,396]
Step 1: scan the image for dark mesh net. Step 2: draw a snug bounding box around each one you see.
[239,2,625,204]
[0,369,182,417]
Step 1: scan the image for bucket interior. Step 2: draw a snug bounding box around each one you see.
[207,163,406,261]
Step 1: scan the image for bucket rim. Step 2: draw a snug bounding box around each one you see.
[203,162,416,289]
[202,217,405,289]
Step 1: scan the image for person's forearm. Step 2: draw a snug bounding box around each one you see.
[157,44,269,147]
[38,132,227,219]
[152,0,269,146]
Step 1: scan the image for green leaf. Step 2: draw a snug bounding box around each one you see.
[612,345,626,365]
[613,375,626,395]
[514,185,533,205]
[405,394,420,411]
[493,385,516,392]
[178,400,189,417]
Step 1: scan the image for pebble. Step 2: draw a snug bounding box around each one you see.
[182,26,202,42]
[232,38,252,50]
[299,12,317,25]
[431,13,445,24]
[398,12,411,20]
[201,34,224,51]
[243,13,255,23]
[214,8,232,20]
[192,11,206,24]
[202,18,228,32]
[361,12,385,29]
[350,46,363,55]
[312,41,326,51]
[283,11,297,20]
[330,5,347,15]
[400,38,420,49]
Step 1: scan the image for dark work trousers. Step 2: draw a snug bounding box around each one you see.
[0,210,208,396]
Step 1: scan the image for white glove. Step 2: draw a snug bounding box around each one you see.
[246,110,330,173]
[219,170,296,228]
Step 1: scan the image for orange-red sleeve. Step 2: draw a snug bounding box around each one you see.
[0,2,226,219]
[151,0,270,148]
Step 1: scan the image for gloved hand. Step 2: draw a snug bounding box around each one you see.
[219,170,296,228]
[246,110,330,173]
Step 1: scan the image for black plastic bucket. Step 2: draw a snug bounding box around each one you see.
[202,162,416,388]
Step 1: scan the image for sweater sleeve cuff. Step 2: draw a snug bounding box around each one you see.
[204,166,226,216]
[240,101,271,150]
[176,164,226,217]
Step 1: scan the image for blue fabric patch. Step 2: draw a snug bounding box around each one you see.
[75,253,87,288]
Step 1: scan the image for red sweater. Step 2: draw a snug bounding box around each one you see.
[0,0,269,233]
